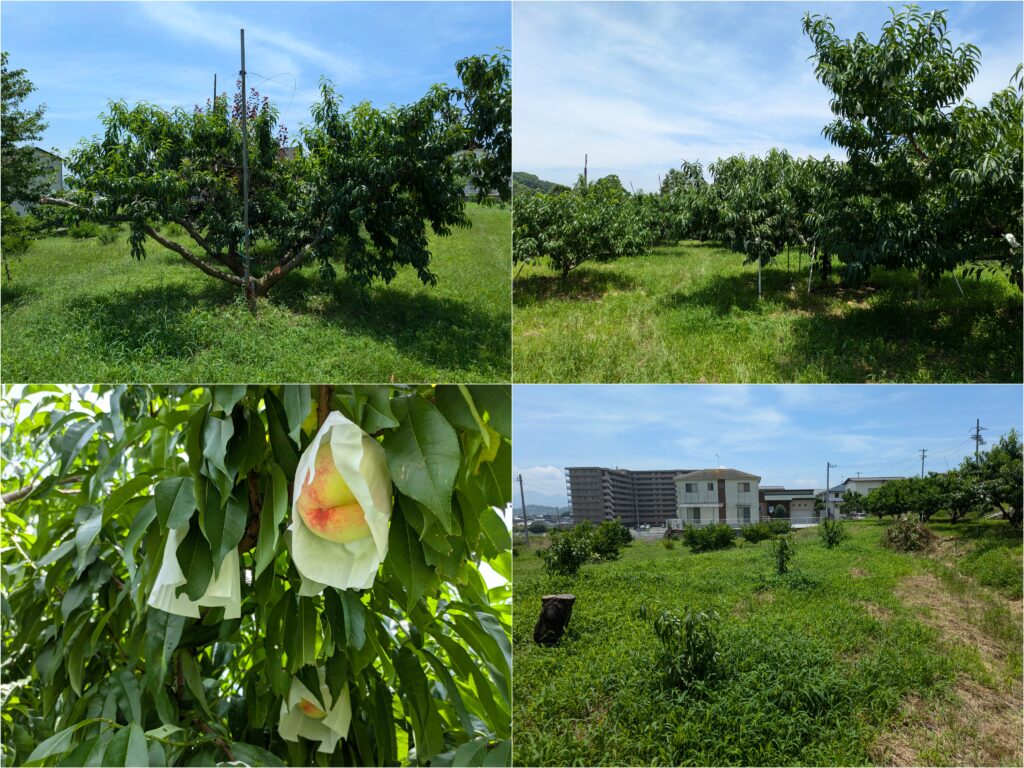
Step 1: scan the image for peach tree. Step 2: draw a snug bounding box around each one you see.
[803,6,1023,287]
[44,55,510,300]
[0,384,511,766]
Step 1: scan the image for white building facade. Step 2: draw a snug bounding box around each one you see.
[673,469,760,527]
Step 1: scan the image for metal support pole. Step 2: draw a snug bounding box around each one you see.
[518,474,529,547]
[239,29,254,311]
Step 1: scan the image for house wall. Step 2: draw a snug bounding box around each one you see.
[676,475,759,526]
[10,149,63,215]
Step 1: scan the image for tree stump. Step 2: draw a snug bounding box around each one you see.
[533,594,576,645]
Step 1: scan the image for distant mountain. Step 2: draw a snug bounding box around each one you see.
[513,504,571,519]
[514,489,569,509]
[513,171,568,195]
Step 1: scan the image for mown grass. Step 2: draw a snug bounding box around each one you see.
[512,521,1023,766]
[1,204,510,383]
[513,242,1022,383]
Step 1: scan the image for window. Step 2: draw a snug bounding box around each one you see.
[739,506,751,523]
[738,482,750,492]
[707,482,714,491]
[685,483,696,493]
[692,508,701,524]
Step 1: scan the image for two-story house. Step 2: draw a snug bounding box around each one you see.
[673,468,760,527]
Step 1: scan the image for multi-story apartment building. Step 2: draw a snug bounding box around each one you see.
[565,467,691,527]
[673,468,760,527]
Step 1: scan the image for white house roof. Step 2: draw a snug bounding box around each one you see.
[676,468,760,481]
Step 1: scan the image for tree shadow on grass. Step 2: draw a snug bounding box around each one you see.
[513,265,636,308]
[271,270,511,378]
[66,272,510,378]
[0,280,38,309]
[663,269,1022,382]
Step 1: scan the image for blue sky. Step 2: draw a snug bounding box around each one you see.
[513,385,1022,507]
[1,1,509,157]
[514,1,1024,192]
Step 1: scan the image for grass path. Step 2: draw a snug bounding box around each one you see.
[513,242,1022,382]
[2,204,510,383]
[512,521,1022,766]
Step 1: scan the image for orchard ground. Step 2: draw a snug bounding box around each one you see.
[513,241,1022,383]
[1,203,510,382]
[512,519,1023,767]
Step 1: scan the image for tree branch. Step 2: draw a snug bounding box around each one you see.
[254,232,326,296]
[41,198,245,288]
[237,470,263,553]
[317,385,334,428]
[2,475,83,504]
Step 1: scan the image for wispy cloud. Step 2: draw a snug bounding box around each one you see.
[514,1,1022,191]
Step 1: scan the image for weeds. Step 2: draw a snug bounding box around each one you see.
[772,533,795,574]
[639,604,720,691]
[819,519,847,549]
[683,523,735,553]
[884,517,935,552]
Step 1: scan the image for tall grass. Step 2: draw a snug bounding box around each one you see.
[2,204,511,382]
[513,521,1022,766]
[513,241,1022,382]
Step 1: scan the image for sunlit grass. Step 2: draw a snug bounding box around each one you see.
[512,520,1023,766]
[2,204,511,383]
[513,242,1022,383]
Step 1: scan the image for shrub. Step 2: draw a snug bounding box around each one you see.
[639,605,721,690]
[68,220,101,239]
[767,519,792,535]
[883,517,935,552]
[818,519,847,549]
[683,524,736,553]
[663,537,676,550]
[592,519,633,560]
[527,520,548,534]
[772,534,795,574]
[740,521,773,543]
[540,522,593,576]
[97,226,120,245]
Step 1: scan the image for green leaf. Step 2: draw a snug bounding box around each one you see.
[61,576,92,620]
[202,414,235,477]
[113,669,143,724]
[126,723,149,767]
[235,410,268,477]
[205,487,247,574]
[74,506,102,574]
[482,739,511,767]
[153,476,195,530]
[383,395,460,533]
[213,385,247,414]
[325,651,348,706]
[265,391,298,478]
[179,652,211,716]
[229,742,285,767]
[102,724,131,766]
[341,590,367,651]
[123,498,156,577]
[103,475,154,520]
[451,736,489,767]
[282,385,311,444]
[361,387,399,433]
[394,647,446,763]
[478,506,511,557]
[67,631,86,695]
[175,518,213,601]
[466,386,511,438]
[254,463,287,578]
[60,420,100,474]
[286,596,318,671]
[388,500,439,610]
[24,719,102,765]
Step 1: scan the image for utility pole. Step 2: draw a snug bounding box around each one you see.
[919,448,927,478]
[239,29,254,312]
[826,462,838,520]
[970,418,988,462]
[213,74,217,111]
[518,473,529,547]
[583,153,588,187]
